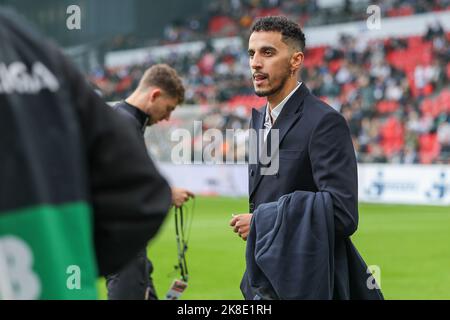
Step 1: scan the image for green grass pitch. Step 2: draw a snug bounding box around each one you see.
[97,196,450,300]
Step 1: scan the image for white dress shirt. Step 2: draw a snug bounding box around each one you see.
[264,82,302,141]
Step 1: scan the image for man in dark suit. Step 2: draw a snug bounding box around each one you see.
[230,16,359,297]
[106,64,194,300]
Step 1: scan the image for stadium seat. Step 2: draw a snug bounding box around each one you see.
[304,46,326,68]
[387,6,414,17]
[341,83,357,100]
[377,100,400,114]
[422,83,434,97]
[328,59,343,74]
[387,50,406,69]
[420,49,433,65]
[436,89,450,113]
[208,16,237,36]
[419,133,441,164]
[408,36,423,48]
[115,76,133,93]
[381,117,404,157]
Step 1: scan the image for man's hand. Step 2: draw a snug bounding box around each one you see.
[171,188,195,208]
[229,214,253,241]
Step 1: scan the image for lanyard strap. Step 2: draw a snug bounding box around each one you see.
[174,206,188,282]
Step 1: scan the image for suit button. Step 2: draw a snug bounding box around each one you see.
[249,202,255,212]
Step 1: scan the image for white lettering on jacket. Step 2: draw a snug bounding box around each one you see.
[0,61,60,94]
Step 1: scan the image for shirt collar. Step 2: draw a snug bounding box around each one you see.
[122,101,149,133]
[265,82,302,125]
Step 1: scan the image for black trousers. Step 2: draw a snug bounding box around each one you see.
[106,249,158,300]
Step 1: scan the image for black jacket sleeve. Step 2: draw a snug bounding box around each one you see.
[61,54,172,275]
[309,111,359,237]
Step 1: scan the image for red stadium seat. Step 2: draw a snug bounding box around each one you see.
[115,76,132,93]
[387,6,414,17]
[436,89,450,113]
[421,99,432,116]
[419,134,441,164]
[341,83,357,100]
[421,97,445,118]
[377,100,400,114]
[420,49,433,65]
[423,83,434,97]
[408,36,423,48]
[380,117,404,157]
[387,50,407,69]
[208,16,237,36]
[328,59,343,74]
[386,37,434,96]
[304,46,326,68]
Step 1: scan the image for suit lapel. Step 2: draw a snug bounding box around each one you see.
[267,84,308,157]
[252,107,265,132]
[248,107,264,197]
[249,83,310,198]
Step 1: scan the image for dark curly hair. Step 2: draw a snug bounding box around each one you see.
[251,16,306,52]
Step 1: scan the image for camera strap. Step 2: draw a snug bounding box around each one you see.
[166,199,195,300]
[174,205,189,282]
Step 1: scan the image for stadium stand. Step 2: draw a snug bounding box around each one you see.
[159,0,450,44]
[89,1,450,165]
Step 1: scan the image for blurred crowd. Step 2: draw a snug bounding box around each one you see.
[89,3,450,164]
[104,0,450,50]
[90,42,253,105]
[161,0,450,44]
[305,24,450,164]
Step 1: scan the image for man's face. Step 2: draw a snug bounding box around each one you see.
[147,91,178,125]
[248,31,293,97]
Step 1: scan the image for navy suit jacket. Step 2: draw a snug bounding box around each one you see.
[248,83,358,238]
[243,191,383,300]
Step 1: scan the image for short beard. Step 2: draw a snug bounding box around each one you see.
[254,72,290,98]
